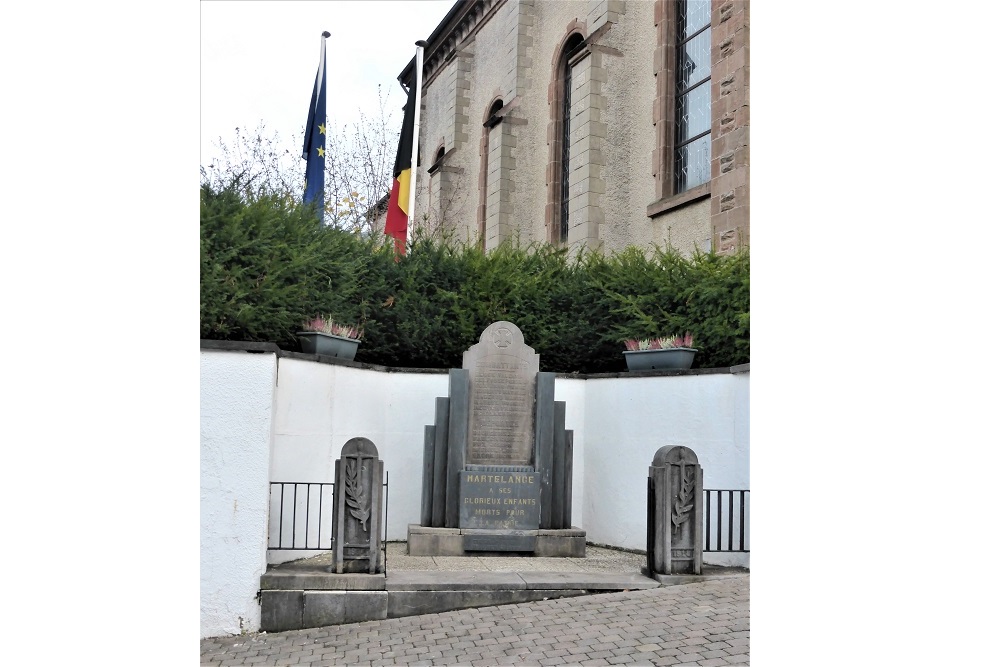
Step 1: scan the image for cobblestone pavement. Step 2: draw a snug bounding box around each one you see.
[200,576,748,666]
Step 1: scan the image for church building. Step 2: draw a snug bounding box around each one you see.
[397,0,749,255]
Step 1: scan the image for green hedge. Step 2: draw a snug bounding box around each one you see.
[201,183,749,372]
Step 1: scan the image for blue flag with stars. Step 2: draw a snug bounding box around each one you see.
[302,33,329,215]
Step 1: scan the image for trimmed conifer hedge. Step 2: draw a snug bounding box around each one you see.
[201,183,748,373]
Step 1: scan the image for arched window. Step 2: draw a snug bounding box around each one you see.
[428,146,446,174]
[486,99,504,128]
[549,32,585,245]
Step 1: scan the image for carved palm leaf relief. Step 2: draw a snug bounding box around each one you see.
[671,466,695,535]
[345,458,370,532]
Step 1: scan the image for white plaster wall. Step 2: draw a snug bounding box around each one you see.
[200,350,277,638]
[269,359,449,562]
[581,372,749,566]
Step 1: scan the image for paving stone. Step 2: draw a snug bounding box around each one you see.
[202,575,749,667]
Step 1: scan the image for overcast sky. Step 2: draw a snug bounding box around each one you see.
[201,0,455,168]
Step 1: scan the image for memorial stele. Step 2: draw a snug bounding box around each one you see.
[407,321,585,556]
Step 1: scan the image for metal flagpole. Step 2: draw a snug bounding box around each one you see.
[405,40,427,248]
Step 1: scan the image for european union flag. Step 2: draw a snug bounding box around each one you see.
[302,32,330,216]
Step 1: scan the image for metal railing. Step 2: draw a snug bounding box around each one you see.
[268,476,389,554]
[704,489,749,552]
[267,480,742,556]
[268,482,336,550]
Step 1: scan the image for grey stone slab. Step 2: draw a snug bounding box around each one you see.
[533,535,586,558]
[431,397,450,527]
[445,369,469,528]
[517,572,660,590]
[386,570,527,591]
[259,590,302,632]
[463,322,539,466]
[421,425,434,526]
[302,591,346,627]
[563,431,574,528]
[406,524,461,535]
[461,528,537,536]
[406,524,464,556]
[259,572,386,591]
[551,400,567,529]
[534,371,555,527]
[342,591,388,624]
[459,469,540,529]
[464,532,537,552]
[536,528,586,537]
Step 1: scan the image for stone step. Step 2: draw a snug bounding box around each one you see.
[259,569,661,632]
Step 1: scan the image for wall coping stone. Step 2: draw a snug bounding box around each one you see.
[201,340,747,379]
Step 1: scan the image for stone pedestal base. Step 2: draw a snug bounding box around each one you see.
[406,524,586,557]
[259,573,387,632]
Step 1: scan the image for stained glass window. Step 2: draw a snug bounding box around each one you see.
[675,0,712,193]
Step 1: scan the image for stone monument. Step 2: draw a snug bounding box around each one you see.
[408,321,583,556]
[331,437,384,574]
[647,445,703,576]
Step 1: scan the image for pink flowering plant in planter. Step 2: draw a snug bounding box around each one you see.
[623,332,694,351]
[297,316,363,360]
[622,333,697,370]
[301,316,362,341]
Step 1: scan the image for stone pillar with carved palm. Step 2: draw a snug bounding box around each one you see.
[647,445,703,575]
[331,437,384,574]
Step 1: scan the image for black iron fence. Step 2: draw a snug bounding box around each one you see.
[268,482,336,550]
[266,480,745,554]
[704,489,749,552]
[268,477,389,551]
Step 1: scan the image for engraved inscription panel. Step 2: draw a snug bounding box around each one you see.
[459,470,541,530]
[463,322,539,465]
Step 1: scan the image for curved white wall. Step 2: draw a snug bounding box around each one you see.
[580,371,749,566]
[200,350,276,638]
[269,360,450,561]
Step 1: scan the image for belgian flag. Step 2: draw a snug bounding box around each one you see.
[384,77,416,254]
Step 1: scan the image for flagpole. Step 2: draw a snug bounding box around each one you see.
[405,40,427,248]
[303,31,330,215]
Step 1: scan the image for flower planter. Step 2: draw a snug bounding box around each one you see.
[297,331,360,361]
[623,347,697,371]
